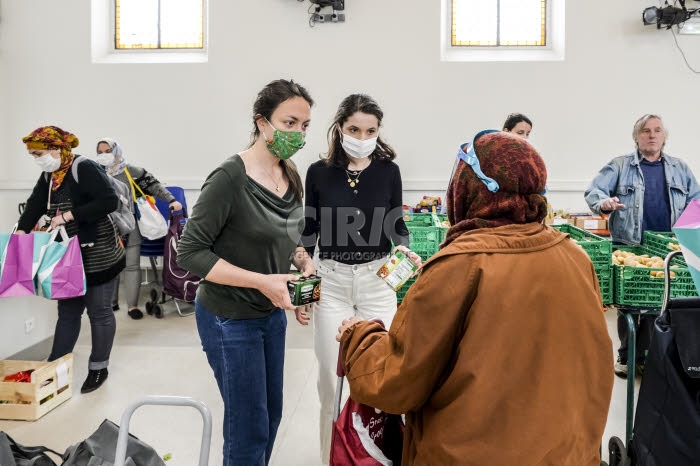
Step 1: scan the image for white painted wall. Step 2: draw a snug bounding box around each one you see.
[1,0,699,356]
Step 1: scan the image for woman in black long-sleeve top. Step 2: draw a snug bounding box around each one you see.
[18,126,125,394]
[297,94,422,464]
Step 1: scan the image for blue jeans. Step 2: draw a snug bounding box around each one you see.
[49,277,118,370]
[195,300,287,466]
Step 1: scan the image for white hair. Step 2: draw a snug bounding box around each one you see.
[632,114,668,149]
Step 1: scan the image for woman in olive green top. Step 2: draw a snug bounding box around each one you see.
[177,79,316,466]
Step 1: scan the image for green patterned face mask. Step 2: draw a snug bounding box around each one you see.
[264,118,306,160]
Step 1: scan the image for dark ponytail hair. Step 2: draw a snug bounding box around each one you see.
[250,79,314,202]
[323,94,397,168]
[502,113,532,131]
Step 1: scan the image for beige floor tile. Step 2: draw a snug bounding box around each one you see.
[0,288,633,465]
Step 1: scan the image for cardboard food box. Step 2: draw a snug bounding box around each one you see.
[575,217,608,230]
[288,273,322,306]
[376,250,418,291]
[544,217,576,226]
[0,353,73,421]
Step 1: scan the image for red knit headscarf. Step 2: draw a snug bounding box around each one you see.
[443,131,548,247]
[23,126,79,190]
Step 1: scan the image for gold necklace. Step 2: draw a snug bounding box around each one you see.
[345,163,369,188]
[263,165,283,192]
[345,170,362,188]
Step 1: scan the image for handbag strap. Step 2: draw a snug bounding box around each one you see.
[46,178,53,211]
[0,432,62,463]
[123,167,145,201]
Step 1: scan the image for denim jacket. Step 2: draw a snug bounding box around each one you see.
[584,151,700,245]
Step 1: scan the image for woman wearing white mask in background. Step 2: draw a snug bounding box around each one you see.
[298,94,421,465]
[95,138,182,320]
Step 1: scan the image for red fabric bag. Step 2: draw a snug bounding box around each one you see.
[330,397,404,465]
[330,321,404,466]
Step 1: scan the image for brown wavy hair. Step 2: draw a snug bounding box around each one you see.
[322,94,397,168]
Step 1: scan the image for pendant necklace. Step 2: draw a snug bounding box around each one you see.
[346,171,360,188]
[264,165,283,192]
[345,164,368,189]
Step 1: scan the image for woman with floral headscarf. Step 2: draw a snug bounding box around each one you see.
[17,126,125,394]
[334,131,614,465]
[95,138,182,320]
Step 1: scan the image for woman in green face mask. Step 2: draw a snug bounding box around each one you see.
[177,79,317,466]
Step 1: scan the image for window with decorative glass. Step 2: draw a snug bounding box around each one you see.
[115,0,204,50]
[451,0,547,47]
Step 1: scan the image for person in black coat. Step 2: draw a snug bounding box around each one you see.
[18,126,125,394]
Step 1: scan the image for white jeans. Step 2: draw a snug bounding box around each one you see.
[313,257,398,465]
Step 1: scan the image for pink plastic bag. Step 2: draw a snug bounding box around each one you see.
[0,232,37,297]
[36,227,86,300]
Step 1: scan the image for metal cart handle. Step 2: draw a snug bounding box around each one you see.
[661,250,683,317]
[114,395,212,466]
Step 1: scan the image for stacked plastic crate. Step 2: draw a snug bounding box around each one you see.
[397,213,449,303]
[551,224,613,304]
[642,231,686,266]
[612,238,697,308]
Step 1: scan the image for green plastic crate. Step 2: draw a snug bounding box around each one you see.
[396,276,417,304]
[600,279,613,305]
[551,223,612,268]
[595,266,613,304]
[431,213,448,226]
[403,213,435,228]
[408,227,441,261]
[643,231,686,267]
[431,213,450,243]
[612,259,697,308]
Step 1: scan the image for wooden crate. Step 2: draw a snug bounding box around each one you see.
[0,353,73,421]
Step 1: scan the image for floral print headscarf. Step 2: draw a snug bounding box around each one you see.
[22,126,79,190]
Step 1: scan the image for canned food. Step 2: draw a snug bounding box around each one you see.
[288,273,322,306]
[376,250,417,291]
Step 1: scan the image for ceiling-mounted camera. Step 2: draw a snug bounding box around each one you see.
[310,0,344,10]
[643,0,698,29]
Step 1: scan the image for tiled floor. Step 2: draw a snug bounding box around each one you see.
[0,290,635,465]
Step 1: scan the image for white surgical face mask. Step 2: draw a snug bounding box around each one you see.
[33,153,61,172]
[341,133,377,159]
[96,152,115,166]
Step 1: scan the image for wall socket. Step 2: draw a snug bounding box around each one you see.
[312,13,345,23]
[25,317,35,334]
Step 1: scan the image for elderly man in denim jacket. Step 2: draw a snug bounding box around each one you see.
[585,114,700,379]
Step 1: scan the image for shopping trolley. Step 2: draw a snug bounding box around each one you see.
[114,395,212,466]
[140,186,192,318]
[607,249,700,466]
